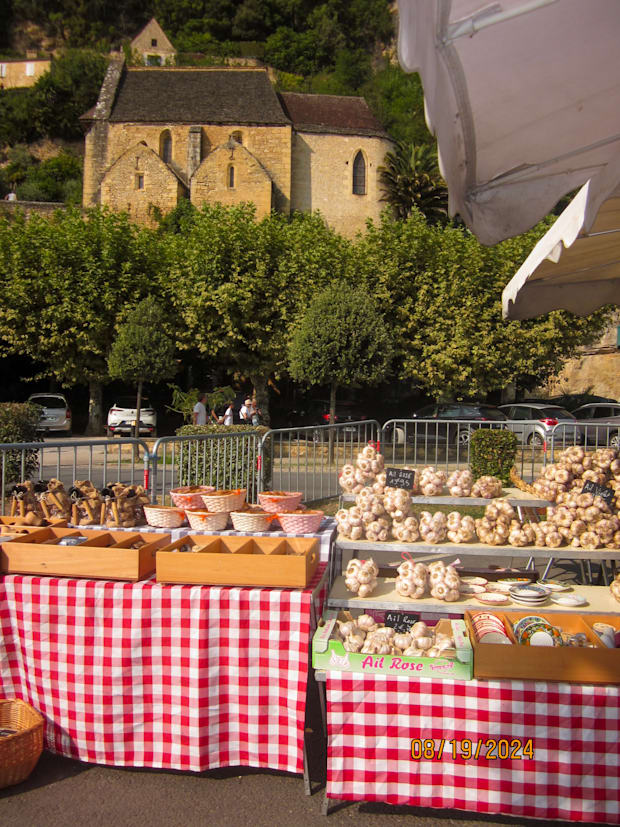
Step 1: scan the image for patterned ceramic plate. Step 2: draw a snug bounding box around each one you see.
[550,593,588,607]
[536,580,572,592]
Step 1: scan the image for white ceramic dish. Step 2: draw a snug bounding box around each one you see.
[550,593,588,607]
[536,579,572,592]
[475,592,510,606]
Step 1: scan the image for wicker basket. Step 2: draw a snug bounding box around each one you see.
[143,505,187,529]
[201,489,246,513]
[170,486,215,510]
[258,491,303,513]
[186,509,230,531]
[0,698,44,790]
[230,510,275,533]
[277,510,324,534]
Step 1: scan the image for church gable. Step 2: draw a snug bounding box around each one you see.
[100,142,186,225]
[130,19,176,66]
[191,140,273,218]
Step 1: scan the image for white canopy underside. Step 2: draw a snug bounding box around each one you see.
[502,180,620,318]
[397,0,620,245]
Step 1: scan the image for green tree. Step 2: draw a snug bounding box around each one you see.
[352,210,611,400]
[378,141,448,224]
[162,204,351,423]
[361,64,431,146]
[108,296,177,441]
[29,49,108,140]
[288,281,393,424]
[0,207,165,434]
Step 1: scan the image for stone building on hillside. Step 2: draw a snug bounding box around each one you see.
[0,52,50,89]
[80,63,393,235]
[129,18,176,66]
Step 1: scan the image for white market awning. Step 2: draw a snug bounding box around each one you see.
[502,178,620,319]
[397,0,620,245]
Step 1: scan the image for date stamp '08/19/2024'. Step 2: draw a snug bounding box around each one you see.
[411,738,534,761]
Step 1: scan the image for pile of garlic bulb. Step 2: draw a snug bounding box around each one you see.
[418,510,448,543]
[333,616,455,658]
[428,561,461,601]
[394,560,428,598]
[446,511,476,543]
[334,505,365,540]
[546,491,620,549]
[471,475,503,498]
[418,466,446,496]
[344,557,379,597]
[447,469,473,497]
[339,445,386,495]
[391,516,420,542]
[475,501,521,546]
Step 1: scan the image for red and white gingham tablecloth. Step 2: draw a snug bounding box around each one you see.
[0,564,327,774]
[326,672,620,823]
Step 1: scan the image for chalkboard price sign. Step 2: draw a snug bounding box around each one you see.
[581,480,614,505]
[385,611,419,633]
[385,467,416,491]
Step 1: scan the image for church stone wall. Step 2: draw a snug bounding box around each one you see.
[289,132,392,237]
[191,144,272,218]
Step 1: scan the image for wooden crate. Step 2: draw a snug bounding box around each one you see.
[0,527,171,581]
[465,610,620,685]
[156,535,319,588]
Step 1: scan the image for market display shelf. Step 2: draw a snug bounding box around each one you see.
[340,487,552,508]
[334,536,620,561]
[327,575,620,616]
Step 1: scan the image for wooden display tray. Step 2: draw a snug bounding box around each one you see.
[0,527,171,581]
[465,610,620,685]
[0,516,68,528]
[156,534,319,588]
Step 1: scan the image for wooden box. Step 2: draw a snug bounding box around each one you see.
[156,534,319,588]
[465,610,620,685]
[0,527,171,581]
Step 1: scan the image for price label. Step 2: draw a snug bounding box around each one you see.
[385,610,419,633]
[385,467,416,491]
[581,480,614,505]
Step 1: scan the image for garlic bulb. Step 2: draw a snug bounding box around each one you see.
[471,475,503,499]
[447,468,473,497]
[446,511,476,543]
[419,511,448,543]
[394,560,427,598]
[428,561,461,601]
[344,557,379,596]
[418,466,447,497]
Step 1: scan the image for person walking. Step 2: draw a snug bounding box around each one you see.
[218,401,234,426]
[239,398,252,423]
[192,393,207,425]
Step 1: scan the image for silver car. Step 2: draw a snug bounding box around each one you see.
[499,403,584,448]
[572,402,620,448]
[28,393,72,435]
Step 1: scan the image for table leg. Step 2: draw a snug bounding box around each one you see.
[586,559,594,584]
[317,674,327,738]
[303,740,311,796]
[322,792,344,815]
[541,558,554,580]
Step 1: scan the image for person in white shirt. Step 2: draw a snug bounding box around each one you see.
[239,398,252,423]
[192,393,207,425]
[218,401,234,426]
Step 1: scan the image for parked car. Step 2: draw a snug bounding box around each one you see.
[386,402,508,447]
[27,393,72,435]
[571,402,620,447]
[498,402,584,447]
[106,397,157,437]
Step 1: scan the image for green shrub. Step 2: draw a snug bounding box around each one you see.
[174,424,271,493]
[469,429,518,484]
[0,402,42,482]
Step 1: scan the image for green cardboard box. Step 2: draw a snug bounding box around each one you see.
[312,610,473,680]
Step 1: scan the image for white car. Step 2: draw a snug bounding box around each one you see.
[28,393,72,435]
[106,397,157,437]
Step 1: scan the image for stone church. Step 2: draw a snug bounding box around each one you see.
[80,62,393,237]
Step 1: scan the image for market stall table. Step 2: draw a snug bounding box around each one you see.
[0,563,327,785]
[321,671,620,823]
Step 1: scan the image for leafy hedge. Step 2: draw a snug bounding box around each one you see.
[174,424,271,493]
[470,429,518,484]
[0,402,42,482]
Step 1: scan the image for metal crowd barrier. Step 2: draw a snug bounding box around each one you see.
[0,417,617,512]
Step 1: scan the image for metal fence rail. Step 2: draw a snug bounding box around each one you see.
[0,417,617,513]
[0,437,148,515]
[259,420,381,503]
[149,432,261,504]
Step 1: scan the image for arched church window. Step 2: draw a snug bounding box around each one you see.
[160,130,172,164]
[352,151,366,195]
